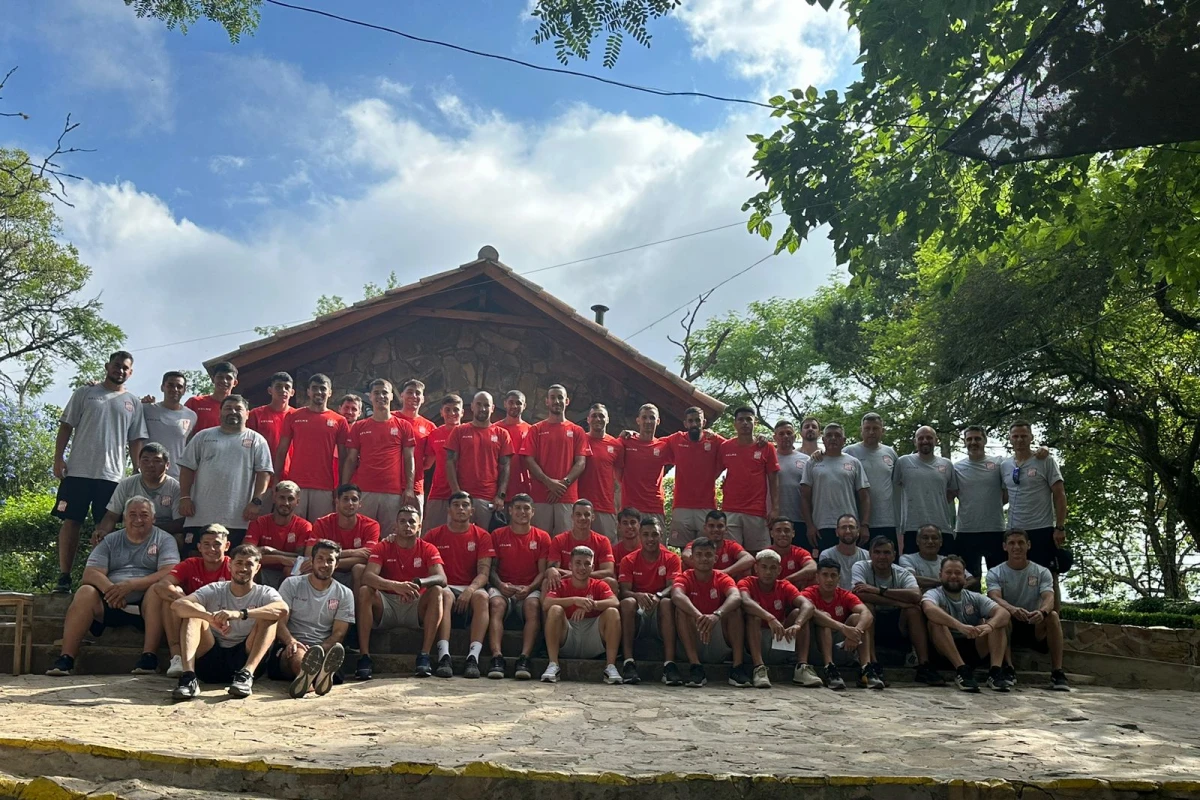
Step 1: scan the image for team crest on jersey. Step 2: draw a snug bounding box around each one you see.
[160,495,171,505]
[328,598,340,610]
[843,463,854,471]
[937,464,947,473]
[467,541,476,551]
[124,399,135,412]
[353,538,362,548]
[965,604,977,616]
[795,458,806,468]
[413,558,423,567]
[1027,575,1039,587]
[529,541,539,550]
[390,428,399,436]
[1028,468,1038,477]
[774,599,783,610]
[657,566,666,575]
[607,446,615,454]
[491,435,499,443]
[986,461,996,470]
[704,442,712,451]
[566,430,574,438]
[242,437,253,447]
[786,561,796,570]
[147,544,158,556]
[287,533,296,543]
[180,419,191,432]
[753,451,762,460]
[709,588,719,599]
[327,419,336,427]
[835,605,844,616]
[653,448,661,457]
[883,457,893,467]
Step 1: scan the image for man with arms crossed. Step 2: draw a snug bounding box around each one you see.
[900,525,976,591]
[497,389,532,502]
[91,442,182,545]
[141,371,196,478]
[577,403,624,540]
[185,361,237,436]
[893,425,959,556]
[671,537,749,688]
[801,424,870,554]
[617,517,681,685]
[343,379,417,537]
[487,494,551,680]
[243,481,312,587]
[521,384,591,535]
[820,514,870,590]
[547,499,617,591]
[541,545,623,684]
[922,556,1011,693]
[149,524,231,677]
[307,484,380,586]
[767,518,817,589]
[718,407,780,551]
[394,379,436,513]
[275,374,350,523]
[844,413,900,551]
[739,549,820,689]
[800,559,875,690]
[681,510,754,579]
[663,406,723,546]
[420,394,465,532]
[620,404,673,534]
[445,391,513,524]
[273,539,354,697]
[1001,421,1068,575]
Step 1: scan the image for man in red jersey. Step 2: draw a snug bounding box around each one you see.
[486,493,551,680]
[613,507,642,565]
[185,361,237,438]
[446,391,513,524]
[719,406,780,552]
[354,505,450,680]
[275,374,350,522]
[420,394,464,533]
[739,549,820,689]
[394,379,437,514]
[342,379,417,537]
[617,517,681,685]
[767,518,817,589]
[243,481,312,587]
[307,484,380,587]
[497,390,532,503]
[548,499,617,592]
[521,384,591,535]
[620,404,672,533]
[577,403,623,540]
[247,372,294,490]
[681,510,754,579]
[672,537,749,688]
[801,559,876,690]
[541,545,622,684]
[150,524,231,678]
[424,491,496,678]
[663,406,723,546]
[336,394,363,425]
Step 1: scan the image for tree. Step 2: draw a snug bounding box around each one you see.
[253,271,399,337]
[530,0,680,68]
[0,400,57,498]
[123,0,261,42]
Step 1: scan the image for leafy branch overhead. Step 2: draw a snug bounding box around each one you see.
[530,0,680,67]
[123,0,262,42]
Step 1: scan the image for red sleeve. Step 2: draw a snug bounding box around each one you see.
[618,553,634,584]
[396,418,416,448]
[765,444,781,473]
[613,438,626,471]
[423,539,444,565]
[185,397,200,412]
[673,572,691,589]
[781,581,802,603]
[518,424,537,457]
[242,518,263,546]
[664,552,682,580]
[170,560,192,581]
[537,531,551,560]
[478,528,496,559]
[368,542,386,564]
[794,547,813,565]
[661,438,675,466]
[297,518,313,539]
[595,535,614,565]
[347,421,362,451]
[727,540,746,557]
[574,425,591,457]
[844,589,863,606]
[282,411,297,439]
[736,577,752,593]
[593,579,614,600]
[715,571,737,594]
[362,518,381,547]
[444,425,462,453]
[337,417,351,445]
[498,427,514,457]
[306,517,328,547]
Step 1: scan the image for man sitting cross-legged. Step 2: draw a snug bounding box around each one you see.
[47,496,181,677]
[149,524,231,677]
[681,510,754,579]
[486,494,552,680]
[617,516,682,685]
[354,505,451,680]
[922,555,1011,693]
[799,558,876,691]
[767,518,817,589]
[671,537,749,689]
[898,525,977,592]
[541,545,622,684]
[170,544,288,699]
[272,539,355,698]
[738,549,820,689]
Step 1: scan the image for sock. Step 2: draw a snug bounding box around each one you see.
[436,640,450,660]
[624,658,636,666]
[468,641,482,660]
[179,671,195,684]
[664,660,672,667]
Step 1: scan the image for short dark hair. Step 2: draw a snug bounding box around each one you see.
[442,394,463,406]
[690,537,716,552]
[221,394,248,410]
[940,555,968,572]
[140,441,169,461]
[733,406,755,418]
[817,557,841,574]
[705,509,727,522]
[801,416,820,426]
[268,371,293,385]
[199,524,229,541]
[861,412,883,425]
[773,419,794,430]
[309,373,332,387]
[310,539,342,559]
[509,493,533,505]
[836,513,858,527]
[450,490,471,503]
[573,498,594,509]
[639,517,661,529]
[208,361,237,378]
[369,378,393,392]
[768,517,793,530]
[504,389,525,402]
[336,483,361,498]
[161,371,186,385]
[617,507,641,521]
[868,535,894,552]
[1009,419,1033,432]
[338,393,363,406]
[963,425,987,437]
[1005,529,1030,543]
[110,350,135,364]
[397,505,421,520]
[401,379,425,392]
[230,544,262,562]
[684,406,704,418]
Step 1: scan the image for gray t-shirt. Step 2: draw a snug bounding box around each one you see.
[801,454,869,530]
[279,575,355,646]
[985,561,1053,611]
[775,450,810,522]
[190,581,284,646]
[106,474,181,528]
[142,403,197,479]
[899,553,972,584]
[953,456,1005,533]
[60,386,148,482]
[819,546,869,590]
[1000,455,1064,530]
[177,427,273,529]
[85,527,180,602]
[850,561,917,590]
[923,587,997,629]
[893,454,958,533]
[844,443,898,527]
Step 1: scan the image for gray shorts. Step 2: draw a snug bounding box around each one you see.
[422,498,449,533]
[359,492,402,535]
[759,627,801,665]
[593,512,618,542]
[532,503,574,536]
[636,604,665,640]
[377,590,422,630]
[470,498,497,526]
[561,616,607,659]
[487,587,542,622]
[294,489,335,523]
[679,619,731,663]
[670,508,712,547]
[725,512,770,551]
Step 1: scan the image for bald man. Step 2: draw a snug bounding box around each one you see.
[893,426,959,557]
[445,392,514,525]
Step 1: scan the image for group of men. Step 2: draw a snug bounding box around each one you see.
[43,350,1072,695]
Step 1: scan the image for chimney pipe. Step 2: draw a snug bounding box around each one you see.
[591,304,609,326]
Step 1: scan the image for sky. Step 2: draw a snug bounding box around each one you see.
[2,0,860,407]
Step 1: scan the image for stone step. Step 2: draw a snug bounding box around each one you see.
[0,769,285,800]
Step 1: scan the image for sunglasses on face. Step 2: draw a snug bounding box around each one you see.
[1012,467,1021,485]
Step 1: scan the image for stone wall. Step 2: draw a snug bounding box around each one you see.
[1064,620,1200,665]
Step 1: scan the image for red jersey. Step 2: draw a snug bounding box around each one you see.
[719,439,780,517]
[621,436,673,515]
[800,585,862,624]
[664,430,725,510]
[618,546,682,593]
[368,538,442,592]
[348,416,416,494]
[550,530,615,567]
[247,405,292,477]
[185,395,223,434]
[490,525,552,586]
[497,417,532,498]
[519,419,592,504]
[576,433,623,514]
[673,569,737,615]
[309,513,381,550]
[545,577,614,618]
[614,538,640,565]
[738,576,802,621]
[423,424,457,501]
[445,423,514,499]
[775,545,814,576]
[244,514,312,553]
[685,537,747,569]
[394,412,436,495]
[172,556,232,594]
[423,524,496,586]
[282,408,350,491]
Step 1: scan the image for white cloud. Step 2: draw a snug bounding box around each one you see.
[208,155,248,173]
[377,78,412,98]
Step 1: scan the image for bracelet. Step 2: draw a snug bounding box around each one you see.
[179,495,191,500]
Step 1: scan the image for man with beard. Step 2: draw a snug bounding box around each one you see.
[801,424,871,554]
[307,484,380,587]
[337,394,363,425]
[739,549,819,689]
[663,406,723,546]
[819,514,870,590]
[141,371,196,478]
[185,361,237,436]
[487,494,551,680]
[342,379,417,537]
[394,380,437,514]
[844,413,900,552]
[445,391,514,524]
[273,539,354,697]
[620,404,672,534]
[275,374,351,523]
[92,442,182,543]
[497,390,532,502]
[681,510,754,579]
[894,425,959,556]
[421,394,465,533]
[617,517,682,685]
[718,407,780,551]
[243,481,312,587]
[150,524,231,678]
[672,537,749,688]
[922,556,1011,693]
[521,385,592,535]
[577,403,624,540]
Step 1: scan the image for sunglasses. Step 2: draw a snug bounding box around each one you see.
[1011,467,1021,485]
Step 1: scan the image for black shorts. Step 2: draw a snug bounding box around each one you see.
[53,477,119,524]
[181,527,246,557]
[1026,527,1059,571]
[88,596,145,638]
[266,642,288,680]
[789,519,808,548]
[816,528,839,553]
[873,607,909,649]
[1009,619,1050,653]
[195,641,265,684]
[932,636,985,669]
[952,532,1005,577]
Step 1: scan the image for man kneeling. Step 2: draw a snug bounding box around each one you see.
[272,539,355,697]
[541,545,621,684]
[738,549,819,689]
[922,555,1011,693]
[170,545,288,699]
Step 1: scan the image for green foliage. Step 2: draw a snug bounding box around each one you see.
[0,492,93,592]
[1061,606,1200,630]
[253,271,399,337]
[0,402,57,497]
[530,0,680,67]
[123,0,261,42]
[182,368,214,397]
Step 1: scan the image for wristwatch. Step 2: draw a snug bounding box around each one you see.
[1054,525,1066,531]
[879,586,888,597]
[251,497,263,507]
[240,608,249,620]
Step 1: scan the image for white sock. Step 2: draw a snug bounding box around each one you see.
[436,640,450,660]
[468,641,483,660]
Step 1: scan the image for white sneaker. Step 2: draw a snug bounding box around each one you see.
[752,664,772,689]
[793,663,824,687]
[540,662,561,683]
[602,664,622,684]
[166,655,184,678]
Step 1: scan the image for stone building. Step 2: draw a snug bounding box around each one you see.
[207,247,724,432]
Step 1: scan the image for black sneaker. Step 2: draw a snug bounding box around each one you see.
[52,573,72,594]
[514,654,533,680]
[824,663,845,691]
[955,664,980,693]
[987,666,1011,692]
[662,661,684,686]
[621,659,641,684]
[434,654,454,678]
[131,652,159,675]
[355,653,373,681]
[414,652,433,677]
[1003,663,1018,686]
[46,654,75,676]
[914,663,946,686]
[172,675,200,701]
[487,655,506,679]
[463,655,481,679]
[728,663,752,688]
[228,668,254,697]
[686,663,707,688]
[862,663,885,690]
[871,661,889,687]
[1051,669,1070,691]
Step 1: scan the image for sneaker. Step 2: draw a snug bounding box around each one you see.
[463,655,481,679]
[1003,663,1018,686]
[313,644,344,696]
[540,661,561,683]
[172,676,200,701]
[752,664,771,689]
[603,664,623,684]
[987,666,1011,692]
[228,668,254,697]
[414,652,433,678]
[793,663,824,687]
[131,652,159,675]
[863,663,885,690]
[514,654,533,680]
[914,663,946,686]
[662,661,684,686]
[621,660,641,684]
[872,662,889,687]
[728,663,752,688]
[686,663,707,688]
[955,664,980,693]
[166,655,184,678]
[355,653,373,681]
[46,654,75,677]
[487,655,506,679]
[52,573,72,594]
[434,654,454,678]
[1051,669,1071,691]
[824,663,845,691]
[290,645,325,698]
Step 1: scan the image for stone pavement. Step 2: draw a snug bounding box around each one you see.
[1,675,1199,784]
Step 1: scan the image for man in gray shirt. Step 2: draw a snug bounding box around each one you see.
[272,539,355,697]
[921,556,1011,693]
[844,413,900,551]
[51,350,149,593]
[773,420,810,545]
[91,442,182,543]
[1001,420,1067,573]
[177,395,273,554]
[952,426,1007,578]
[46,495,179,677]
[820,514,870,590]
[893,425,959,556]
[141,371,198,478]
[800,423,870,552]
[899,525,976,591]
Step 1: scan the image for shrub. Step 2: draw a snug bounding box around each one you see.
[0,492,94,592]
[1061,606,1200,629]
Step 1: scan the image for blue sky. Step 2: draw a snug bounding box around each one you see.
[3,0,859,406]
